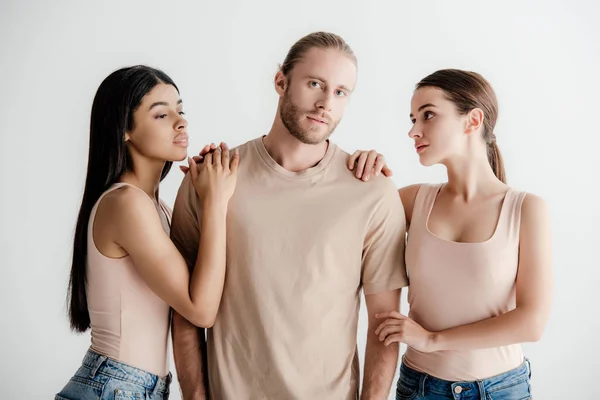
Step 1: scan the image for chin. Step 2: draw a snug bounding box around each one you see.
[307,134,330,145]
[171,149,188,162]
[292,130,329,145]
[418,155,437,167]
[307,128,333,143]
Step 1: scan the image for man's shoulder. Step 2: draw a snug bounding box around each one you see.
[231,137,257,155]
[330,143,398,195]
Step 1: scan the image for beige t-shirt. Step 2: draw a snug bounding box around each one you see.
[170,137,407,399]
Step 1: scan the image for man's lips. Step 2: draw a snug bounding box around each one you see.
[307,116,328,125]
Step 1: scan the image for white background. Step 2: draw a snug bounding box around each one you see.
[1,1,598,399]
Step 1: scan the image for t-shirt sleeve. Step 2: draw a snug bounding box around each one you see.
[170,173,202,271]
[361,179,408,294]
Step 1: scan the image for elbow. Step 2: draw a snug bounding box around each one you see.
[189,309,217,328]
[525,315,548,343]
[196,316,216,329]
[185,295,220,328]
[527,324,546,342]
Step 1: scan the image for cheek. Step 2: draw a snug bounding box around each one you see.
[130,123,171,152]
[297,95,315,111]
[427,119,450,140]
[331,99,348,119]
[287,85,304,101]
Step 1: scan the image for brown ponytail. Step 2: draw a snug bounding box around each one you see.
[416,69,507,183]
[487,141,506,183]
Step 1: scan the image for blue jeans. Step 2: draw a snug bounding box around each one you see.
[396,358,532,399]
[55,348,171,400]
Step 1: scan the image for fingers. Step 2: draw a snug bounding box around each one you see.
[203,152,213,168]
[355,151,369,179]
[213,146,222,167]
[205,143,217,155]
[378,324,403,341]
[373,155,389,177]
[188,157,197,181]
[194,142,221,163]
[384,333,403,347]
[362,150,379,181]
[375,318,403,335]
[375,311,405,320]
[179,165,189,174]
[191,142,237,173]
[230,149,240,173]
[221,143,230,170]
[382,165,393,177]
[348,150,361,171]
[198,144,211,157]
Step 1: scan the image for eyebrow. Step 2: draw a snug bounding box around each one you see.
[307,75,353,93]
[409,103,436,118]
[148,99,183,111]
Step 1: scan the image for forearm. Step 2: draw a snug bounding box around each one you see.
[361,329,399,399]
[431,307,545,352]
[172,311,207,400]
[189,202,228,324]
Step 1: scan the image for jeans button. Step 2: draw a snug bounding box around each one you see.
[454,385,463,394]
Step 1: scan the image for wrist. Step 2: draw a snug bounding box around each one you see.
[427,331,441,353]
[201,199,228,217]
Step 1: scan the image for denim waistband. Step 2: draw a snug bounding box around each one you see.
[400,357,531,398]
[82,348,171,395]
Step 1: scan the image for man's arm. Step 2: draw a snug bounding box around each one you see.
[361,289,401,399]
[170,173,208,399]
[172,311,208,399]
[359,178,408,399]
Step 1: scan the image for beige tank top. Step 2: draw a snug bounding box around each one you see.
[86,182,171,377]
[403,183,526,381]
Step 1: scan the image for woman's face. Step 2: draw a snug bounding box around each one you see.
[126,83,189,162]
[408,86,468,166]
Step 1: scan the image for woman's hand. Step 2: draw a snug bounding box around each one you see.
[375,311,436,353]
[348,149,393,181]
[179,143,219,174]
[189,142,239,207]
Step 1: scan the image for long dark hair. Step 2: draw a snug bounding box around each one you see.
[416,69,506,183]
[68,65,179,332]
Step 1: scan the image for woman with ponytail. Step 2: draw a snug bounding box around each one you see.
[349,69,552,399]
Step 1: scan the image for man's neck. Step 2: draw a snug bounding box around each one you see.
[262,128,329,172]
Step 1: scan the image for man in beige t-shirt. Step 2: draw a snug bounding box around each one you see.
[171,32,408,400]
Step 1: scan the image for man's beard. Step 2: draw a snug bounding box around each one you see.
[279,90,339,145]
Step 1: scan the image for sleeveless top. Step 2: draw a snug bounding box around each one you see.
[403,183,527,381]
[86,182,171,377]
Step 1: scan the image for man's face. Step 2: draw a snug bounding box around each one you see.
[278,47,357,145]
